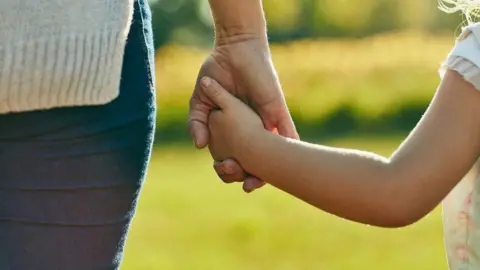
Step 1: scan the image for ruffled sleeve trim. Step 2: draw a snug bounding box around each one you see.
[440,25,480,91]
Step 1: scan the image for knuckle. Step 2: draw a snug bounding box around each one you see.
[225,161,242,170]
[210,86,222,99]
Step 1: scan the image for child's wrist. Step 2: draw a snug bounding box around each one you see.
[234,129,270,170]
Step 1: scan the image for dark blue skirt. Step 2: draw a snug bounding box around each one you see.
[0,0,156,269]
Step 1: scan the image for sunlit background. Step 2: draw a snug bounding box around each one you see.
[122,1,465,269]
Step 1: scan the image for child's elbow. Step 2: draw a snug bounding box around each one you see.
[373,175,431,228]
[380,212,422,228]
[379,203,427,228]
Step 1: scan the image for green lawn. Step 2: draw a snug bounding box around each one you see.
[122,135,447,270]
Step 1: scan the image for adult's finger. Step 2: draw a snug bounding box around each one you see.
[259,98,299,140]
[188,119,209,149]
[188,93,211,149]
[276,113,299,140]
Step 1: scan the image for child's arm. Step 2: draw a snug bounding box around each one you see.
[203,70,480,228]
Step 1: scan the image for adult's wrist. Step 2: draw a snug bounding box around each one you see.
[208,0,268,45]
[214,24,268,46]
[210,35,272,76]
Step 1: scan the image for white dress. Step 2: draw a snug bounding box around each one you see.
[440,23,480,270]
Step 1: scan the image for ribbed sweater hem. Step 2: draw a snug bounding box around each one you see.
[0,29,127,113]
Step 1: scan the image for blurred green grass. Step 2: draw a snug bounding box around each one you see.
[122,135,447,270]
[121,31,455,269]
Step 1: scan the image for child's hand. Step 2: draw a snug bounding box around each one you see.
[200,77,265,166]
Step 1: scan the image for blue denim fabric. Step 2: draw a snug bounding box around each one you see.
[0,0,156,269]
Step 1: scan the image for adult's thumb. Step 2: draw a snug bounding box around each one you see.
[200,77,236,110]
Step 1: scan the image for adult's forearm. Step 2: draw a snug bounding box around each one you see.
[208,0,267,42]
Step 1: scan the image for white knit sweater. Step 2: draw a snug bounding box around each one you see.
[0,0,134,113]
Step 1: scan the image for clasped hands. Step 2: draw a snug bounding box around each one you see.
[188,37,298,193]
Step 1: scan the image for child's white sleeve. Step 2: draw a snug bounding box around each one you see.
[440,26,480,91]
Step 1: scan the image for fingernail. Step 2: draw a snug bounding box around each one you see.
[223,166,234,175]
[201,77,211,88]
[193,137,201,149]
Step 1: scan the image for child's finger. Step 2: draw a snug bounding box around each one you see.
[243,177,267,193]
[213,160,226,176]
[214,159,247,183]
[200,77,239,110]
[221,159,244,176]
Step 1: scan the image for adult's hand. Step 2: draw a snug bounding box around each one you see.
[188,35,298,192]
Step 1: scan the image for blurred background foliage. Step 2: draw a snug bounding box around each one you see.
[148,0,465,143]
[148,0,463,49]
[123,1,468,269]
